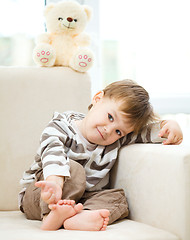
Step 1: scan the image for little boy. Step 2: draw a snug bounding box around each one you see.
[19,80,183,231]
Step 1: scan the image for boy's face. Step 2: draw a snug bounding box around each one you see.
[80,92,134,146]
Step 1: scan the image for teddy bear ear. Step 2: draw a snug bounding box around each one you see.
[83,5,93,21]
[44,3,55,16]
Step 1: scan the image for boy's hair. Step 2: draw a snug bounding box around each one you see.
[89,79,158,134]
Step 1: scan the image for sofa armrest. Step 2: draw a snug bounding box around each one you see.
[111,144,190,240]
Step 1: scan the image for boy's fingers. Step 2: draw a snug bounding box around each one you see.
[163,140,170,145]
[35,181,45,188]
[42,192,55,204]
[158,129,165,137]
[47,193,56,203]
[159,127,168,138]
[163,133,175,145]
[42,191,52,200]
[177,138,183,145]
[172,136,183,145]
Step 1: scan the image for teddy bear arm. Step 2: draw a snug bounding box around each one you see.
[35,33,52,44]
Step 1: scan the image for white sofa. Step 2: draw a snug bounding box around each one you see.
[0,67,189,240]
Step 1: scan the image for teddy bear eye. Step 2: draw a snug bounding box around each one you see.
[74,19,77,22]
[58,17,63,21]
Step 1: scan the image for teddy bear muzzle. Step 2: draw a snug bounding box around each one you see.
[59,17,76,29]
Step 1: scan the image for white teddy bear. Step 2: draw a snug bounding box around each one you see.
[33,1,93,72]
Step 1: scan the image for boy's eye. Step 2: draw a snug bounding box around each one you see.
[116,129,122,136]
[108,114,114,122]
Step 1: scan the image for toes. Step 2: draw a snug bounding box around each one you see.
[99,210,109,231]
[49,204,57,210]
[67,200,75,205]
[63,199,75,205]
[101,225,107,231]
[58,199,75,205]
[57,200,65,205]
[100,222,108,231]
[74,203,83,213]
[101,226,106,231]
[100,218,109,231]
[62,200,68,205]
[100,209,110,218]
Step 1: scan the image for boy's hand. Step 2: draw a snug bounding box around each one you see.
[158,120,183,145]
[35,176,64,205]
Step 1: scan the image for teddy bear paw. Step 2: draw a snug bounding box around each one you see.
[36,50,51,63]
[70,49,93,72]
[78,54,92,68]
[33,44,56,67]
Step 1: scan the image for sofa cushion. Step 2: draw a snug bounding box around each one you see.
[0,211,179,240]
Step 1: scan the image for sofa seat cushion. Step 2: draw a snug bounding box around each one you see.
[0,211,179,240]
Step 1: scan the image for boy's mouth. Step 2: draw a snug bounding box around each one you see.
[97,127,105,140]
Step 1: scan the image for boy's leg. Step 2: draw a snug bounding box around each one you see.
[21,160,86,220]
[63,188,128,231]
[39,159,86,219]
[61,160,86,203]
[40,200,83,230]
[63,208,110,231]
[21,179,42,220]
[81,188,129,224]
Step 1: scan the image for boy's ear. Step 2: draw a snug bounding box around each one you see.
[91,91,104,105]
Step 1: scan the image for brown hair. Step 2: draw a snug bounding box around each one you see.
[89,79,159,134]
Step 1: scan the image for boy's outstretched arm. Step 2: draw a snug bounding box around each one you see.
[35,175,64,205]
[158,120,183,145]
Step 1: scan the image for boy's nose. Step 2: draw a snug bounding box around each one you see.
[104,125,113,134]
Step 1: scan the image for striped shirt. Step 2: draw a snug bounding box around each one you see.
[20,111,162,192]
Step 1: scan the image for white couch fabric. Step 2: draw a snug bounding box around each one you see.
[0,67,189,240]
[0,211,179,240]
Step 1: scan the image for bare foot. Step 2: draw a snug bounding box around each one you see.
[64,209,110,231]
[35,180,62,205]
[41,200,83,231]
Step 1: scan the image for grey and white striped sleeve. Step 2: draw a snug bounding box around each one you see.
[121,121,164,146]
[40,117,71,180]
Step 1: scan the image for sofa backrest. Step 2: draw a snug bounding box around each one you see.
[0,67,91,210]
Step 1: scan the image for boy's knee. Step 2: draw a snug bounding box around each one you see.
[69,160,86,187]
[61,160,86,202]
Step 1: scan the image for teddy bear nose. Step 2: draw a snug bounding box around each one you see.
[67,17,73,22]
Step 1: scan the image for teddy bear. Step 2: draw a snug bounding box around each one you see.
[33,1,93,72]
